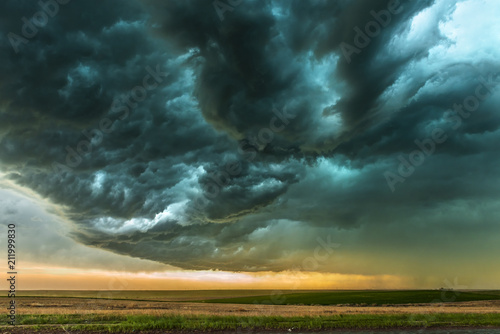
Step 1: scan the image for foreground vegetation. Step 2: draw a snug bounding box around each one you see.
[202,290,500,305]
[1,313,500,332]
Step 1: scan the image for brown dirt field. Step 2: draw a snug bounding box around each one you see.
[2,297,500,317]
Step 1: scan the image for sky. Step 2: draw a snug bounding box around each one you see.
[0,0,500,290]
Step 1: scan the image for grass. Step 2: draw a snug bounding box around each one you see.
[200,290,500,305]
[1,313,500,332]
[3,291,500,332]
[4,314,123,325]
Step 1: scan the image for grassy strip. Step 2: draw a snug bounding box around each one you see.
[0,313,123,325]
[200,290,500,305]
[1,313,500,332]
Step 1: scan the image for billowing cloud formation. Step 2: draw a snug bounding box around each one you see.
[1,0,500,282]
[0,185,173,273]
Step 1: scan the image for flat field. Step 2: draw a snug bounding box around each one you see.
[201,290,500,305]
[1,290,500,333]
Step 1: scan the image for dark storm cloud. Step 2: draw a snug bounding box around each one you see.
[145,0,438,153]
[1,0,500,274]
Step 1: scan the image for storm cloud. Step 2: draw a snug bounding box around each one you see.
[1,0,500,281]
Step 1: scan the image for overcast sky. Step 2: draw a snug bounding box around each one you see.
[1,0,500,289]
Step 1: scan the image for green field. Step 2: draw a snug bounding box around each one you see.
[2,289,314,301]
[200,290,500,305]
[1,313,500,332]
